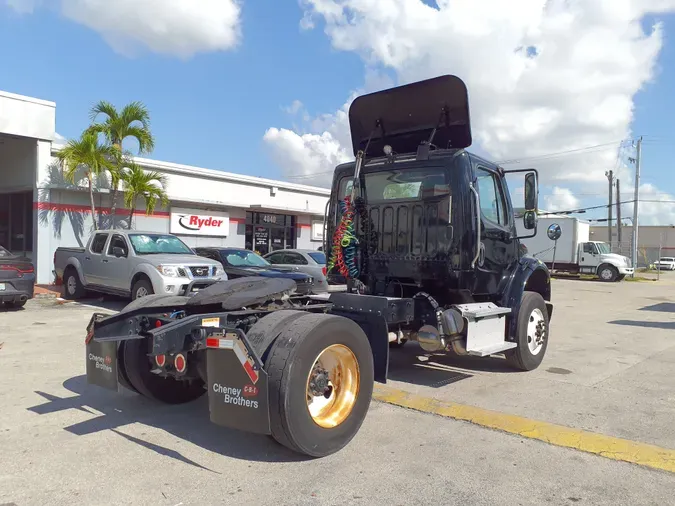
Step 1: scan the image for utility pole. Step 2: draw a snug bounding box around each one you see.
[616,179,622,253]
[606,169,613,250]
[631,136,642,274]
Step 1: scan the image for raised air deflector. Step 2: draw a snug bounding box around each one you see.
[348,75,472,157]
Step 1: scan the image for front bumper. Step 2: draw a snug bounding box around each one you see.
[618,267,635,275]
[0,276,35,303]
[156,276,225,296]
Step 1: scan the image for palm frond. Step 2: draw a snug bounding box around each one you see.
[89,100,118,123]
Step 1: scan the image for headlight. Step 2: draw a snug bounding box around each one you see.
[156,265,184,277]
[215,266,225,277]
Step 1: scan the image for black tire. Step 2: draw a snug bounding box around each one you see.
[116,341,139,394]
[505,292,549,371]
[131,277,154,301]
[617,274,626,281]
[123,337,205,404]
[265,312,374,457]
[598,264,618,282]
[245,310,307,358]
[63,267,85,300]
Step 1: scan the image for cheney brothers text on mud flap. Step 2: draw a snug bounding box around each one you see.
[86,338,120,392]
[205,330,271,435]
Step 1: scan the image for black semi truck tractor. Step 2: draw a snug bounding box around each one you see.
[84,75,553,458]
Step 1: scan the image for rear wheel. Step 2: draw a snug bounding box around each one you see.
[264,313,374,457]
[123,338,205,404]
[505,292,549,371]
[63,268,85,299]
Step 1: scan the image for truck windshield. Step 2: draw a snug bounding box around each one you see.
[595,242,611,254]
[223,250,270,267]
[338,166,449,203]
[128,234,194,255]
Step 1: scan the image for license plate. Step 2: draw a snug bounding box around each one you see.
[0,283,5,291]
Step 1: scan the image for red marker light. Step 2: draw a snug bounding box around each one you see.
[154,320,162,328]
[155,354,166,367]
[174,353,187,373]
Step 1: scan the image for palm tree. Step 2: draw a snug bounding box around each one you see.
[121,163,169,229]
[55,131,117,230]
[87,100,156,225]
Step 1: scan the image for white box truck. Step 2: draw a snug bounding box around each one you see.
[517,216,634,282]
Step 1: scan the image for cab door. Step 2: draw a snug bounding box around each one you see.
[472,165,518,295]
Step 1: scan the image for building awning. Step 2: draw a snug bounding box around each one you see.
[248,204,325,217]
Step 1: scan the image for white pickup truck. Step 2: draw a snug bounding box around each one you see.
[54,230,226,300]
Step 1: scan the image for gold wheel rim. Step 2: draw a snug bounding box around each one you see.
[306,344,360,429]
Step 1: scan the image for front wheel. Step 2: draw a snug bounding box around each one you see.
[131,278,154,300]
[505,292,549,371]
[264,313,374,457]
[598,264,618,282]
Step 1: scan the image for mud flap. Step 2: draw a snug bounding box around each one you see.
[206,332,271,435]
[85,339,119,392]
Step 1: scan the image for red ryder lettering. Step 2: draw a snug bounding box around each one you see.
[189,216,223,228]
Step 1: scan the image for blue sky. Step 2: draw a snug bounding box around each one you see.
[1,1,674,223]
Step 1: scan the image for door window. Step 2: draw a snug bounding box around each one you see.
[476,168,507,226]
[266,252,286,264]
[90,233,108,254]
[108,235,129,256]
[284,252,308,265]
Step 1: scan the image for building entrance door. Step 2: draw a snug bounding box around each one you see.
[0,191,33,258]
[245,212,296,255]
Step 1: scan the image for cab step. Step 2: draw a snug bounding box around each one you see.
[452,303,515,357]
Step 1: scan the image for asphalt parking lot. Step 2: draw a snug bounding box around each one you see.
[1,276,675,505]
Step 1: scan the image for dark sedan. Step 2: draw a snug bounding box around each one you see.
[0,245,35,308]
[194,247,314,294]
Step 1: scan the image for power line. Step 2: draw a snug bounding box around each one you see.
[284,140,634,180]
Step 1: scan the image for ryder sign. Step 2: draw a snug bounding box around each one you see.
[170,207,230,237]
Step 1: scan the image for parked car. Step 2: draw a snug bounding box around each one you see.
[194,247,314,294]
[655,257,675,271]
[262,248,329,293]
[0,245,35,308]
[54,230,226,301]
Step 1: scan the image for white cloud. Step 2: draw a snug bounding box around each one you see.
[544,187,581,212]
[6,0,242,58]
[264,0,675,223]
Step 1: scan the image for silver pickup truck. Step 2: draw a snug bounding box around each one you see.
[54,230,227,301]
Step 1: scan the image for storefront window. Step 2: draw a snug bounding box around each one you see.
[245,212,296,254]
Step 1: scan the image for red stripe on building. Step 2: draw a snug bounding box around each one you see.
[297,223,311,229]
[33,202,171,217]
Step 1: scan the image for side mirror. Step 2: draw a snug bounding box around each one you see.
[524,172,537,211]
[523,210,538,230]
[112,246,126,258]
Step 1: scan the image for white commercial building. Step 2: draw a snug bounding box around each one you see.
[0,89,330,285]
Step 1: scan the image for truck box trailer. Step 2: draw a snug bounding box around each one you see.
[517,216,634,281]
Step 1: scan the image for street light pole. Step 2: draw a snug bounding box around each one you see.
[631,137,642,275]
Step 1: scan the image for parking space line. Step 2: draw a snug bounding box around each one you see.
[372,385,675,474]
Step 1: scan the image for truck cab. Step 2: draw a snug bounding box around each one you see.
[325,75,552,367]
[578,240,632,280]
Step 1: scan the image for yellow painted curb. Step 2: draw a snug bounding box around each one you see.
[373,385,675,474]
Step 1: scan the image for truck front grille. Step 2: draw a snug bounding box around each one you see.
[189,266,211,277]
